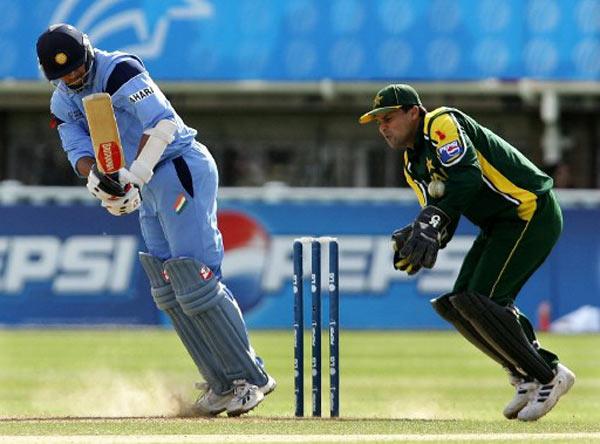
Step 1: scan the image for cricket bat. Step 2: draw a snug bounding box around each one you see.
[82,93,125,176]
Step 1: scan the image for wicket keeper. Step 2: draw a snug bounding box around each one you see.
[360,84,575,421]
[36,24,275,416]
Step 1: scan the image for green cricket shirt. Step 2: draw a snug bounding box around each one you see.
[403,107,553,228]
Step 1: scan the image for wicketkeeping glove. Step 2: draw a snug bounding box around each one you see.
[400,206,451,270]
[391,225,422,275]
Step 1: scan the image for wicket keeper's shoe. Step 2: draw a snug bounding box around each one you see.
[503,373,539,419]
[225,374,277,417]
[193,382,234,416]
[517,364,576,421]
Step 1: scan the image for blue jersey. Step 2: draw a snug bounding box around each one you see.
[51,49,197,175]
[50,49,224,272]
[44,39,267,391]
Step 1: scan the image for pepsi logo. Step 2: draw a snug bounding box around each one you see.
[219,210,269,312]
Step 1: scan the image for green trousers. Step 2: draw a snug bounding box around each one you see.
[453,190,562,367]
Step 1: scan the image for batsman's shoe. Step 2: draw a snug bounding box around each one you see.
[260,374,277,396]
[517,364,576,421]
[503,374,539,419]
[193,382,234,416]
[225,379,265,417]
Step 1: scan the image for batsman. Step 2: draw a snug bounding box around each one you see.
[360,84,575,421]
[36,24,275,416]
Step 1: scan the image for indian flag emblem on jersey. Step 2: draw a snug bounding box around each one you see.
[174,193,188,214]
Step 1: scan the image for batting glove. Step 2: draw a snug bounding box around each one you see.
[101,183,141,216]
[86,164,126,202]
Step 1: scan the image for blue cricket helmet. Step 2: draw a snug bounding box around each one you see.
[36,24,94,81]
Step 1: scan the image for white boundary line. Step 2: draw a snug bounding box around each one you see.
[1,433,600,443]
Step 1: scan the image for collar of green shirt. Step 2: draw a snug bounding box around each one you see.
[406,118,425,160]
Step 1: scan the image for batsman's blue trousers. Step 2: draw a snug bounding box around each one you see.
[138,141,224,278]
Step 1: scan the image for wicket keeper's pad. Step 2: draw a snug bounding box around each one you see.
[450,292,554,384]
[139,253,231,394]
[431,293,525,378]
[164,257,268,385]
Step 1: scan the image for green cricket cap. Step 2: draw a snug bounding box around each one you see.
[359,84,422,124]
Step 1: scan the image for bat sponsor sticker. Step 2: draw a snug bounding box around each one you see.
[97,141,124,173]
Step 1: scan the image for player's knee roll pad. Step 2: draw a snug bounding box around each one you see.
[139,252,168,288]
[164,257,267,385]
[164,259,222,316]
[430,293,459,321]
[431,293,523,375]
[151,285,178,311]
[449,291,554,384]
[139,252,178,310]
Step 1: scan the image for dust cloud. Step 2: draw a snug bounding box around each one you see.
[32,370,199,417]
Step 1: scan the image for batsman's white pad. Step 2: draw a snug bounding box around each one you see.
[129,119,177,184]
[164,257,268,386]
[139,252,231,395]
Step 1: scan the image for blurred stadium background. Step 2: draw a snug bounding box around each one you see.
[0,0,599,418]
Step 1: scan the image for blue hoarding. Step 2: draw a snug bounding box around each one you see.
[0,205,157,325]
[1,0,598,81]
[0,196,598,329]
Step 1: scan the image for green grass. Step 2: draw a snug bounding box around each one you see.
[0,329,599,441]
